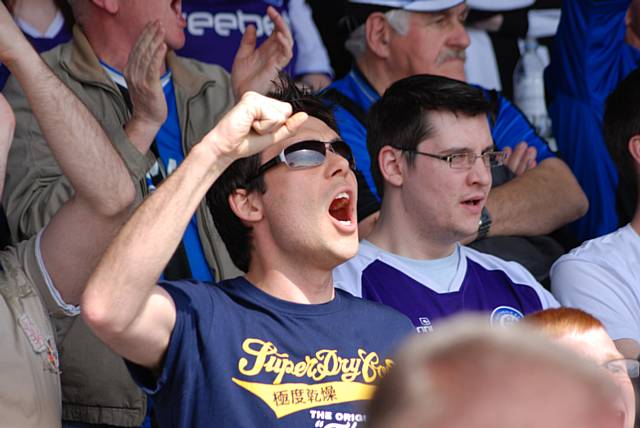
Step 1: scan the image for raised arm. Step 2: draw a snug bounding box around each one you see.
[82,92,307,370]
[0,4,136,305]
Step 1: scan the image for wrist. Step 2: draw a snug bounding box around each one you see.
[3,44,42,76]
[129,113,164,132]
[124,117,161,153]
[196,130,235,173]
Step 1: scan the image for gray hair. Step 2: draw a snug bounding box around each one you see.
[345,9,411,58]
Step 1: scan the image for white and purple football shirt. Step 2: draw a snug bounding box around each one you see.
[333,241,559,332]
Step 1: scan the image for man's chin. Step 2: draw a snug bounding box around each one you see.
[166,33,186,51]
[330,241,359,267]
[439,64,466,83]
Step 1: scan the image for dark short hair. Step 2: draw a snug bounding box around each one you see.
[367,74,492,197]
[206,74,340,273]
[603,66,640,221]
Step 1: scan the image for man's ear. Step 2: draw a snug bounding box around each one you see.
[628,134,640,165]
[378,146,405,188]
[90,0,119,14]
[365,12,393,58]
[228,188,264,224]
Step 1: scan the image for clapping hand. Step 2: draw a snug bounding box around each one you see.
[124,21,168,143]
[231,6,294,97]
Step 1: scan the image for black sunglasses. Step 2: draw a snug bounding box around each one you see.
[249,140,355,181]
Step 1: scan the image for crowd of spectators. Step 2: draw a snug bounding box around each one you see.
[0,0,639,427]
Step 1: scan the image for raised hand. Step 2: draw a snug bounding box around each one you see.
[201,91,307,165]
[124,21,168,150]
[231,6,294,97]
[503,142,537,176]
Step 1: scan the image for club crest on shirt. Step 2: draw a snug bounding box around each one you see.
[490,306,524,327]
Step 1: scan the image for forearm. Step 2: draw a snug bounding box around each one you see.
[7,49,134,215]
[485,158,588,237]
[82,142,229,333]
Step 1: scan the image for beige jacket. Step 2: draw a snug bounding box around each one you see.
[0,235,76,428]
[2,26,241,426]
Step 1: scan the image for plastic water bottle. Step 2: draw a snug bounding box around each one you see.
[513,37,552,139]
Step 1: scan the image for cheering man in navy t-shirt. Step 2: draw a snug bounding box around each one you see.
[82,77,414,428]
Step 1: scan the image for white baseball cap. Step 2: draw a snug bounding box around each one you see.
[466,0,534,11]
[348,0,465,12]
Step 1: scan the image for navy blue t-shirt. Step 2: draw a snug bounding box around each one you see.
[128,277,414,427]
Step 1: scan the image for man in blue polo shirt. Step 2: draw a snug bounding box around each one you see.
[333,75,558,330]
[326,0,588,281]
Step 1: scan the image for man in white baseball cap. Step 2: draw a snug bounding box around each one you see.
[324,0,588,283]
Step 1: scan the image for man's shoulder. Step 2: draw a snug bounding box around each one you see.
[326,73,351,93]
[324,70,372,114]
[336,288,414,331]
[338,242,380,272]
[159,277,233,297]
[462,246,540,285]
[333,242,382,294]
[39,37,74,68]
[158,278,233,311]
[551,227,639,313]
[554,225,639,272]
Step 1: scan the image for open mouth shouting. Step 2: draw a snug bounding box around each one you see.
[328,190,357,233]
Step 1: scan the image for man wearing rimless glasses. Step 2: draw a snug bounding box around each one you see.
[81,77,413,427]
[334,75,558,331]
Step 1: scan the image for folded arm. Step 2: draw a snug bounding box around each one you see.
[483,157,588,237]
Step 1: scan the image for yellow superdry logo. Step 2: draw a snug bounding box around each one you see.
[232,338,394,418]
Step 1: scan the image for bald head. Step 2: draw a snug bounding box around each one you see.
[366,317,623,428]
